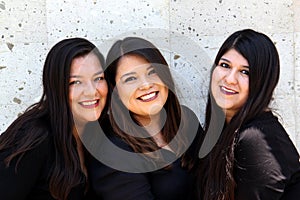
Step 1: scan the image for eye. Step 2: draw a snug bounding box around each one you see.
[124,76,136,83]
[218,62,230,68]
[69,80,81,85]
[148,68,157,75]
[95,76,105,82]
[241,69,249,76]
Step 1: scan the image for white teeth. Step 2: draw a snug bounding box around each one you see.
[140,92,156,100]
[221,86,236,93]
[81,100,97,106]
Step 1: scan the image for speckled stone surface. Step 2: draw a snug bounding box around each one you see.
[0,0,299,151]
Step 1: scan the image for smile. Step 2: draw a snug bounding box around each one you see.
[80,100,99,108]
[138,91,158,102]
[220,86,237,95]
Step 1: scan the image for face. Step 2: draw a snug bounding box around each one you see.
[211,49,249,122]
[115,54,168,121]
[69,52,108,126]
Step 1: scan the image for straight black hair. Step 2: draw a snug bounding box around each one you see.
[0,37,105,200]
[197,29,280,200]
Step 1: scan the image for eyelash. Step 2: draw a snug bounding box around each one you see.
[69,80,81,85]
[95,76,105,81]
[69,76,105,85]
[218,62,249,75]
[241,70,249,75]
[123,68,157,83]
[124,76,136,83]
[148,68,156,75]
[219,62,229,68]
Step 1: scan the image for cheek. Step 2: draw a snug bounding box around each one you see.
[211,71,219,89]
[115,85,132,106]
[98,83,108,96]
[162,86,169,100]
[212,68,221,81]
[68,88,77,102]
[240,78,249,93]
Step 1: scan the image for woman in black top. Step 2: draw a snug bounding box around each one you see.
[196,29,300,200]
[85,37,203,200]
[0,38,108,200]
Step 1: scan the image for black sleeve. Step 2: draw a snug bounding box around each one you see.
[0,138,49,200]
[234,127,296,200]
[87,153,154,200]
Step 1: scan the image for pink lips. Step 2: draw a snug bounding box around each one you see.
[79,99,100,108]
[220,86,238,95]
[138,91,158,102]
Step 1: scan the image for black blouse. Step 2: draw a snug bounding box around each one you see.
[85,106,204,200]
[234,111,300,200]
[0,129,94,200]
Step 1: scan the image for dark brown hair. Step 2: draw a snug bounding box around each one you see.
[197,29,280,200]
[105,37,192,166]
[0,37,106,199]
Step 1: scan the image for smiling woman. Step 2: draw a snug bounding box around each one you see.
[69,52,108,127]
[0,37,107,200]
[85,37,204,200]
[211,49,249,123]
[115,54,169,125]
[196,29,300,200]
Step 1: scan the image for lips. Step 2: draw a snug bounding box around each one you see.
[79,99,100,108]
[220,86,238,95]
[138,91,158,102]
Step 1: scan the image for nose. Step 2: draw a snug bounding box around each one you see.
[225,69,238,85]
[83,81,97,96]
[138,77,153,90]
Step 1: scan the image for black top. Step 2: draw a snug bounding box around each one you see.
[0,123,95,200]
[234,111,300,200]
[85,106,204,200]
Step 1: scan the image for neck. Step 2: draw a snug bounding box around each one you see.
[134,113,164,136]
[224,110,236,123]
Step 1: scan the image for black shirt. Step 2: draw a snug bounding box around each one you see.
[85,106,203,200]
[234,111,300,199]
[0,129,94,200]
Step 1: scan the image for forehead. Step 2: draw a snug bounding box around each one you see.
[221,49,249,66]
[117,54,151,73]
[70,53,102,74]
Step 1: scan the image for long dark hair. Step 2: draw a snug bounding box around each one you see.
[105,37,192,164]
[0,38,105,199]
[197,29,280,200]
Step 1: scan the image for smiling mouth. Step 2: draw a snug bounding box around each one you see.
[220,86,237,95]
[80,100,99,108]
[138,92,158,102]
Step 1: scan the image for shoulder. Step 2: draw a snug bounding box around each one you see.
[234,112,300,198]
[236,111,299,174]
[238,111,293,148]
[179,105,202,130]
[83,114,134,157]
[180,104,204,137]
[7,116,53,155]
[24,116,53,147]
[180,105,197,119]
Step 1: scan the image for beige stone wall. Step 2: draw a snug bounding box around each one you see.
[0,0,299,150]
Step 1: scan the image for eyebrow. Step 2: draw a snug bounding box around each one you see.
[69,70,104,78]
[220,58,249,68]
[120,72,136,80]
[120,65,154,79]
